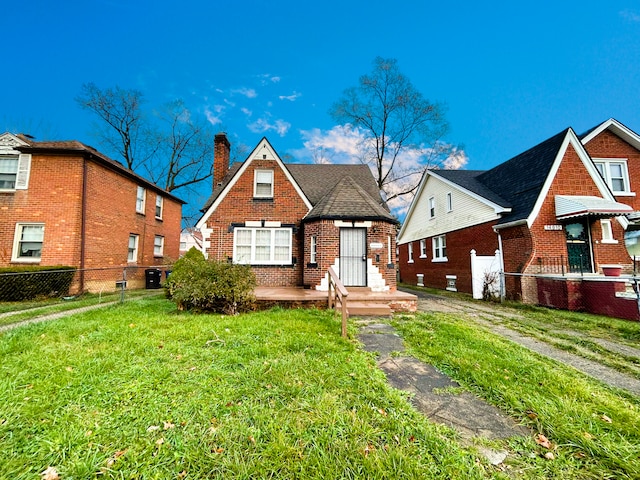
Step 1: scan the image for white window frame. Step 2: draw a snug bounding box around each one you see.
[155,195,163,219]
[254,170,274,198]
[233,227,292,265]
[154,235,164,257]
[136,186,146,214]
[594,159,632,195]
[419,239,427,258]
[12,223,44,263]
[0,154,31,192]
[128,234,139,263]
[407,242,414,263]
[387,235,392,264]
[446,192,453,212]
[310,235,317,264]
[428,196,435,218]
[432,235,447,262]
[600,219,617,244]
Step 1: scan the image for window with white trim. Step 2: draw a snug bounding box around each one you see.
[234,227,292,264]
[310,235,317,264]
[254,170,274,198]
[420,239,427,258]
[154,235,164,257]
[128,234,139,263]
[0,154,31,191]
[408,242,414,263]
[428,196,435,218]
[594,159,630,194]
[432,235,447,261]
[0,156,18,190]
[12,223,44,262]
[446,192,453,212]
[600,219,617,243]
[136,186,146,214]
[387,235,392,264]
[155,195,163,219]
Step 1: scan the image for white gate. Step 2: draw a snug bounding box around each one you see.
[470,249,502,300]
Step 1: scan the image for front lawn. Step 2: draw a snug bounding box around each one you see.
[395,311,640,479]
[0,298,482,479]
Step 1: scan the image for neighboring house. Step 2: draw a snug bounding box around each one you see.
[196,134,399,291]
[180,227,203,256]
[397,118,640,317]
[0,132,184,291]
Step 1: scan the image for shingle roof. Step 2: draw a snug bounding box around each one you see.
[16,138,185,204]
[437,129,569,226]
[303,175,398,223]
[201,162,396,223]
[478,128,569,225]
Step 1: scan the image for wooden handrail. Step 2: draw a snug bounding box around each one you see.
[327,266,349,337]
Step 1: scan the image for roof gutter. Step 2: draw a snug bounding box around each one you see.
[492,219,528,231]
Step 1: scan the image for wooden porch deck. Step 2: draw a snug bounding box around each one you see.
[254,287,417,315]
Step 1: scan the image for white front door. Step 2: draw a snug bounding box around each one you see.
[340,228,367,286]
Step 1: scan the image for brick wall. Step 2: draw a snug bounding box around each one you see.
[303,219,397,290]
[398,220,498,294]
[203,159,309,286]
[0,152,182,277]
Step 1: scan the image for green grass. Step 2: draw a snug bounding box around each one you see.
[394,311,640,479]
[0,298,485,479]
[0,290,158,327]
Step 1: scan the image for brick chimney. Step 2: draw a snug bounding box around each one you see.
[213,132,230,189]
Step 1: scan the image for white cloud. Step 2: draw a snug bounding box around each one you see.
[248,117,291,136]
[232,87,257,98]
[204,107,222,125]
[256,74,281,85]
[241,107,252,117]
[279,91,301,102]
[620,9,640,22]
[293,124,468,216]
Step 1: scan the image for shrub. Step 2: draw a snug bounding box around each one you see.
[165,249,256,314]
[0,266,76,301]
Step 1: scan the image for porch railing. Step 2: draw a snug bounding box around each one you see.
[327,267,349,337]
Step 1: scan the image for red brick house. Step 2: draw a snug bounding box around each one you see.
[0,132,184,291]
[397,119,640,318]
[196,134,399,291]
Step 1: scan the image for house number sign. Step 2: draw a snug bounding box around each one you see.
[544,225,563,231]
[369,242,383,249]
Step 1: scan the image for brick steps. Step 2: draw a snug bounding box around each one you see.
[340,300,392,317]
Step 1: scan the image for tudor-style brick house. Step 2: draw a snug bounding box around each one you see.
[196,134,399,291]
[397,118,640,319]
[0,132,183,291]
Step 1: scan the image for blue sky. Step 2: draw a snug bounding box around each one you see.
[4,1,640,219]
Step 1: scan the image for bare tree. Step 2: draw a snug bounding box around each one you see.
[330,57,462,204]
[76,83,147,170]
[145,100,215,192]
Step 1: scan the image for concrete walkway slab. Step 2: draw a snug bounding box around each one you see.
[357,321,529,443]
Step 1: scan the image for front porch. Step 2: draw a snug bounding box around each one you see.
[254,286,417,317]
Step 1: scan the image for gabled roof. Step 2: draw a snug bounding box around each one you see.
[580,118,640,150]
[477,128,570,225]
[303,175,398,223]
[4,133,184,204]
[197,137,396,228]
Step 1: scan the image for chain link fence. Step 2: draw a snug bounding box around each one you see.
[0,265,172,328]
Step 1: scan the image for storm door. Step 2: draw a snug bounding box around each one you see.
[339,228,367,286]
[565,220,593,273]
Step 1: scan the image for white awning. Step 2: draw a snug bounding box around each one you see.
[555,195,633,221]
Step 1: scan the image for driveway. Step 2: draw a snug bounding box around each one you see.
[400,287,640,398]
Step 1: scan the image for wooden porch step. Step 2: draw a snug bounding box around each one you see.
[346,301,392,317]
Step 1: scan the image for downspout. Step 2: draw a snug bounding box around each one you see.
[80,156,88,292]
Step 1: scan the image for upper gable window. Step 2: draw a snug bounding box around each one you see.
[428,197,435,218]
[446,192,453,212]
[594,159,630,195]
[254,170,274,198]
[136,186,146,214]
